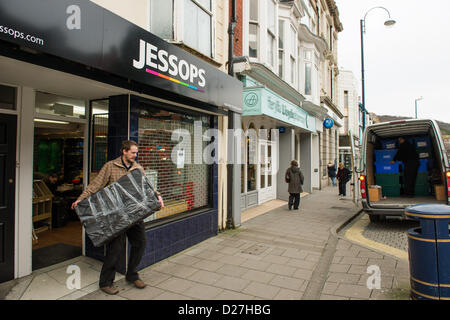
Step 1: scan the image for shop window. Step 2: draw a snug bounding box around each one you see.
[137,103,212,222]
[149,0,173,40]
[90,100,109,175]
[184,0,213,57]
[260,126,266,189]
[0,84,16,110]
[268,144,272,187]
[241,123,246,193]
[35,91,86,119]
[246,123,257,192]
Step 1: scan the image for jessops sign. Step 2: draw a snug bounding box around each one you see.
[132,39,206,92]
[0,0,242,111]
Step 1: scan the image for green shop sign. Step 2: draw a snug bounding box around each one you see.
[243,87,315,132]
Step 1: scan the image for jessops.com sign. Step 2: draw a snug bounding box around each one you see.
[0,0,242,111]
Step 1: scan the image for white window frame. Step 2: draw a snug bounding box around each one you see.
[151,0,216,59]
[278,19,285,79]
[248,0,260,60]
[266,0,277,69]
[289,25,297,86]
[147,0,174,40]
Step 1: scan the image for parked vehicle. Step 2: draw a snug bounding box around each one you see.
[359,119,450,222]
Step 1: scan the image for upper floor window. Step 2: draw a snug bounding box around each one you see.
[184,0,213,57]
[249,0,259,58]
[278,19,284,78]
[344,90,349,116]
[290,25,297,85]
[149,0,173,40]
[304,50,312,95]
[267,0,276,67]
[301,0,317,35]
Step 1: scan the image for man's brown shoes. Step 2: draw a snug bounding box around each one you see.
[128,278,147,289]
[100,286,119,295]
[100,279,147,295]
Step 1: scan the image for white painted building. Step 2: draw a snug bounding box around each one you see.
[237,0,327,209]
[338,69,360,145]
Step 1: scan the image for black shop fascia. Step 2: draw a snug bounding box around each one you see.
[0,0,243,114]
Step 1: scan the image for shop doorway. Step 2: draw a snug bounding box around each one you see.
[32,93,87,271]
[259,139,276,203]
[0,113,17,282]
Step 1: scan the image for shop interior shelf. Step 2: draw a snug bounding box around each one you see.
[32,180,53,234]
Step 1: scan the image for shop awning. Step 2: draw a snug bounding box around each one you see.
[243,86,316,133]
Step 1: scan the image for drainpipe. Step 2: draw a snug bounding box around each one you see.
[226,0,237,229]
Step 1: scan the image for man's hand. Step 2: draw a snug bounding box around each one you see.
[71,200,81,210]
[157,195,165,209]
[390,161,395,164]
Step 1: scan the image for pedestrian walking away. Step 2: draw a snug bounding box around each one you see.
[390,137,420,197]
[71,140,164,295]
[336,162,351,197]
[285,160,304,210]
[327,162,337,186]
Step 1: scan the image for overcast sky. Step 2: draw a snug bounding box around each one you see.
[335,0,450,123]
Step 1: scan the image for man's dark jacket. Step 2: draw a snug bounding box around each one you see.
[393,140,419,164]
[337,167,351,183]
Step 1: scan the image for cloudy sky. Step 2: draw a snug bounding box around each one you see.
[335,0,450,123]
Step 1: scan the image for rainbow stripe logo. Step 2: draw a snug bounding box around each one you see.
[146,68,205,93]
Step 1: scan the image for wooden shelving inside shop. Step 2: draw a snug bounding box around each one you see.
[32,180,53,234]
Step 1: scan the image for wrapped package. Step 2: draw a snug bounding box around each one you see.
[75,169,161,247]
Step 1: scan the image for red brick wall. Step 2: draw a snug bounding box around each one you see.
[229,0,243,57]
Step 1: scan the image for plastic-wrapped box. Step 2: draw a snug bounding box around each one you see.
[75,169,161,247]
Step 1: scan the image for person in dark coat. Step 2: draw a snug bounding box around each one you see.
[390,137,420,197]
[327,162,337,186]
[44,173,61,195]
[285,160,304,210]
[336,163,351,196]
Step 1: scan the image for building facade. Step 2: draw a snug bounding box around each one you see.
[337,69,360,172]
[235,0,337,211]
[337,70,360,144]
[0,0,243,283]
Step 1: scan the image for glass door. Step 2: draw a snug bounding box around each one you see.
[259,139,276,203]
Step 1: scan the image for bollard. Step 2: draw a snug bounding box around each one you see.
[405,204,450,300]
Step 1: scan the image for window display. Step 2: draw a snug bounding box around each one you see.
[138,103,212,222]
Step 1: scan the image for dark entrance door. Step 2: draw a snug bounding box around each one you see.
[0,114,16,283]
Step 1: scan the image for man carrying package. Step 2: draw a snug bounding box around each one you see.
[71,140,164,295]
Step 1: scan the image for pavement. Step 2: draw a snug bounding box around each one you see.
[2,186,411,300]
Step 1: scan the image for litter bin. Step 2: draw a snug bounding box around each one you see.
[405,204,450,300]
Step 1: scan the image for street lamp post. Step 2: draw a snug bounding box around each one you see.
[415,96,423,119]
[360,7,396,133]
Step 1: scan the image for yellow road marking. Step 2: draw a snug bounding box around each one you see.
[344,215,409,261]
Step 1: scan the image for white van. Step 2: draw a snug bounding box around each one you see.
[359,119,450,222]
